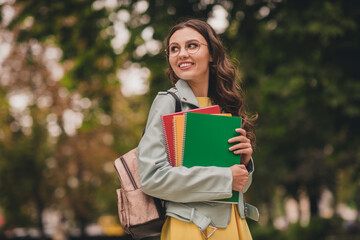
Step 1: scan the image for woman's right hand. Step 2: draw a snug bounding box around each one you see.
[230,164,248,192]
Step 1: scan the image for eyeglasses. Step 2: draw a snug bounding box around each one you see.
[166,40,208,57]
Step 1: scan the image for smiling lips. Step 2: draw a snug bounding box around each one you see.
[178,62,194,70]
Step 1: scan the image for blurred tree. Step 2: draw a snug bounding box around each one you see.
[0,0,147,236]
[227,0,360,219]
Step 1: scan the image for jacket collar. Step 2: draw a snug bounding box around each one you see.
[175,79,200,108]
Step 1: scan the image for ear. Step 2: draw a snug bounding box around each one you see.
[209,55,213,62]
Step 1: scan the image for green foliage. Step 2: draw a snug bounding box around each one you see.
[251,224,287,240]
[286,216,344,240]
[251,216,350,240]
[0,118,52,229]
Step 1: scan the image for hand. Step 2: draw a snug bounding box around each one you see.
[228,128,253,166]
[230,164,248,191]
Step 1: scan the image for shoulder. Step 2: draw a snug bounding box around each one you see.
[153,88,178,107]
[148,88,179,118]
[158,86,178,96]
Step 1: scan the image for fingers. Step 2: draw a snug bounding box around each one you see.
[235,182,247,192]
[231,164,249,191]
[228,141,252,157]
[228,128,252,165]
[233,147,253,156]
[230,164,248,175]
[230,164,246,171]
[231,165,249,177]
[235,128,246,136]
[235,164,247,170]
[228,135,250,143]
[228,128,249,143]
[229,142,251,151]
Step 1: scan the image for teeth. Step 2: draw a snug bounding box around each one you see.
[179,63,192,68]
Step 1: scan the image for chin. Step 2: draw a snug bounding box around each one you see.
[174,73,195,81]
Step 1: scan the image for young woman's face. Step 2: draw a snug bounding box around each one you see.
[168,27,212,84]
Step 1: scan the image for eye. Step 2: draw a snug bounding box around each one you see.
[169,45,180,53]
[187,42,199,49]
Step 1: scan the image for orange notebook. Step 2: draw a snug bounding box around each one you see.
[173,115,185,167]
[161,105,221,167]
[173,113,232,166]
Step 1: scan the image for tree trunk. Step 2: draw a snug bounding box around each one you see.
[308,191,319,216]
[34,193,46,240]
[80,218,87,237]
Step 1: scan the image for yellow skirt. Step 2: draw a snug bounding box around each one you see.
[161,205,252,240]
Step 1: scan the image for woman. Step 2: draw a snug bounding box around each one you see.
[137,19,258,239]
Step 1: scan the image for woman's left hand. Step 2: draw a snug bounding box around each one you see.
[228,128,253,166]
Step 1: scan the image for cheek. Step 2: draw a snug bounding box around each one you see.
[197,56,210,71]
[169,61,182,77]
[169,59,177,70]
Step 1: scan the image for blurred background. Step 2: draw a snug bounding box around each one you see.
[0,0,359,239]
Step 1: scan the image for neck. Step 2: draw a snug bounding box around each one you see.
[188,82,208,97]
[187,78,209,97]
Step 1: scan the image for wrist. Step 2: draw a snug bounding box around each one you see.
[241,155,250,166]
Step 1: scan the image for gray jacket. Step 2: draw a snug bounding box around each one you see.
[137,79,258,231]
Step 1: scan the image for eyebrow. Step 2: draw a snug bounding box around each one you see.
[169,39,199,45]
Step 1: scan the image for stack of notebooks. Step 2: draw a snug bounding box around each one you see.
[161,105,242,203]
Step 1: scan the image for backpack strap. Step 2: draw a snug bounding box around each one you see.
[166,91,182,112]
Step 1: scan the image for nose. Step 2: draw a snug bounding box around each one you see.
[178,46,189,58]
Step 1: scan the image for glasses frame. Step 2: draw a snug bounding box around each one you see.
[166,39,208,58]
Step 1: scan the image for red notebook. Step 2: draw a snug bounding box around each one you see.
[161,105,221,167]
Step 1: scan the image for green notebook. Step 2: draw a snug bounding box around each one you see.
[182,112,242,203]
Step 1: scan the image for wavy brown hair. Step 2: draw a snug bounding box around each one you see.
[164,19,257,148]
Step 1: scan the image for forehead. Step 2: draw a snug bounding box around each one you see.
[169,27,207,45]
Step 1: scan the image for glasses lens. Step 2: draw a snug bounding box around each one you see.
[168,44,180,57]
[186,41,200,54]
[167,40,203,57]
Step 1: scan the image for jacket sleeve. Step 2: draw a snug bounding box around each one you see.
[137,93,233,203]
[243,157,254,193]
